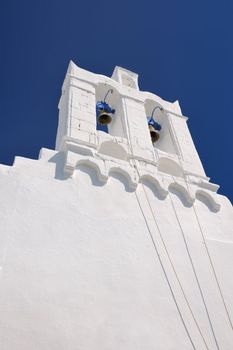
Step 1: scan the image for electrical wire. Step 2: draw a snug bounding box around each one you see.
[168,188,220,350]
[135,190,197,350]
[122,98,198,350]
[192,203,233,330]
[142,186,211,350]
[164,117,222,349]
[167,114,233,331]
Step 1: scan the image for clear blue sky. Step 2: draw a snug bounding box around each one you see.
[0,1,232,202]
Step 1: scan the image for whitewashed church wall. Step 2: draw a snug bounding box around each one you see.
[0,151,232,350]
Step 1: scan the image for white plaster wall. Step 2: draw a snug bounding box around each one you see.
[166,113,206,177]
[0,149,232,350]
[56,76,96,151]
[122,97,154,160]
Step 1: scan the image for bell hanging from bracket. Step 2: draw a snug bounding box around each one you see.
[96,89,115,125]
[147,106,163,144]
[98,109,112,125]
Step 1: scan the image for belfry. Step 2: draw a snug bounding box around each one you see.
[0,61,232,349]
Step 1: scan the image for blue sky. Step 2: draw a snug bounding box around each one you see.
[0,1,232,202]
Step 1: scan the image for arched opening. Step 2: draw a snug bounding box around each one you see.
[95,83,126,138]
[144,99,178,154]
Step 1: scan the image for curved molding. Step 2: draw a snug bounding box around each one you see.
[139,174,168,199]
[169,182,195,206]
[108,166,138,190]
[75,158,108,183]
[63,145,220,212]
[195,190,221,212]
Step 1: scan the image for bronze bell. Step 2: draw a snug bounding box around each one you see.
[98,110,112,125]
[149,125,160,143]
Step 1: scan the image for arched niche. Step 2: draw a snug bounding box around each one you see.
[158,157,183,177]
[144,99,178,155]
[196,190,221,212]
[98,141,128,161]
[95,83,126,138]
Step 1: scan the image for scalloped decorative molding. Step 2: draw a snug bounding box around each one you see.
[196,189,221,212]
[6,148,221,212]
[168,182,195,206]
[62,151,221,211]
[139,174,168,199]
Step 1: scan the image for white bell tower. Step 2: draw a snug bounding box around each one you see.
[0,61,232,350]
[56,61,210,188]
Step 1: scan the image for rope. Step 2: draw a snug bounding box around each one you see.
[168,112,233,330]
[122,98,197,350]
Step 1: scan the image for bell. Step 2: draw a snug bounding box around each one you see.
[98,110,112,125]
[149,125,160,143]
